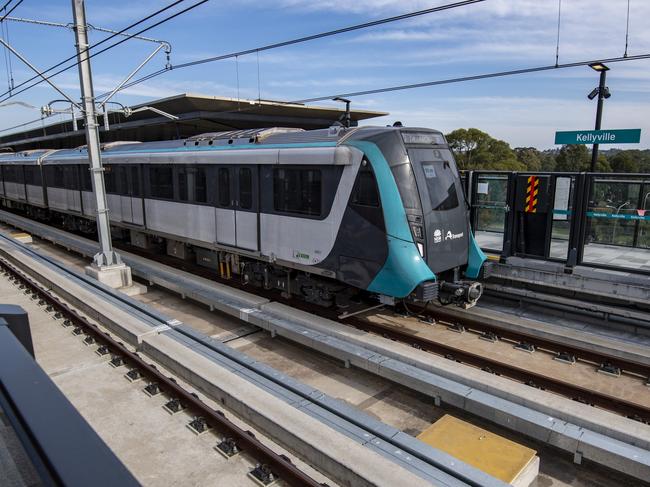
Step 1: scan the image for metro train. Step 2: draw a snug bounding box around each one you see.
[0,125,487,308]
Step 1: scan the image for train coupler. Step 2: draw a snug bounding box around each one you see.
[438,280,483,309]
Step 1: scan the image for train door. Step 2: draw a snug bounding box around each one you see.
[65,165,81,212]
[129,165,144,225]
[215,166,236,246]
[234,165,258,251]
[118,166,133,223]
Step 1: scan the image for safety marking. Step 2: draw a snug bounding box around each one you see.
[525,176,540,213]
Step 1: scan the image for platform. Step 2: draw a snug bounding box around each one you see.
[476,231,650,272]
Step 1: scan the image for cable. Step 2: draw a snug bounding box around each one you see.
[624,0,631,57]
[0,0,22,23]
[292,53,650,103]
[554,0,562,66]
[0,114,46,134]
[171,0,484,71]
[0,0,187,101]
[0,0,207,105]
[97,0,486,99]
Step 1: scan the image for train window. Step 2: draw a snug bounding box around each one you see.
[150,166,174,199]
[54,166,65,188]
[218,168,230,207]
[239,168,252,210]
[104,165,116,193]
[390,163,420,210]
[351,164,380,207]
[81,166,92,191]
[64,166,79,190]
[421,161,459,211]
[24,167,41,186]
[195,167,207,203]
[117,166,128,195]
[177,169,189,201]
[131,166,141,197]
[273,168,321,216]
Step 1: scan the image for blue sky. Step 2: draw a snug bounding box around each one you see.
[0,0,649,149]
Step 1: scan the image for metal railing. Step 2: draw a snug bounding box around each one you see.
[0,304,139,487]
[462,171,650,275]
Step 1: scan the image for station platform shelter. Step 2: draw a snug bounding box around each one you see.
[0,93,386,152]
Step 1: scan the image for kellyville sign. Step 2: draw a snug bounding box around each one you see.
[555,129,641,145]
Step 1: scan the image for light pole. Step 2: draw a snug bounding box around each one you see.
[588,62,611,172]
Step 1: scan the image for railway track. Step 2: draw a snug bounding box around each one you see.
[3,210,650,425]
[0,257,325,487]
[112,240,650,424]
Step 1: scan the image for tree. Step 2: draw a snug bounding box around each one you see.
[555,145,590,171]
[446,128,524,171]
[514,147,542,171]
[608,151,640,173]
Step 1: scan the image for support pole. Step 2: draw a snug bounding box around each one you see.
[590,70,607,172]
[71,0,134,290]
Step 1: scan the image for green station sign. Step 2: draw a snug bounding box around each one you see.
[554,129,641,145]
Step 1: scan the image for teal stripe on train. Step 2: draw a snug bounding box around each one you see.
[44,142,339,160]
[465,231,487,279]
[345,140,436,298]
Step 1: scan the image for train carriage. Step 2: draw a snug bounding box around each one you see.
[0,150,50,210]
[0,124,487,308]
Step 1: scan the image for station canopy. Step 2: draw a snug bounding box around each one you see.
[0,93,387,152]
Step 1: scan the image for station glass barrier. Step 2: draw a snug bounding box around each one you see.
[583,176,650,271]
[469,172,510,253]
[462,171,650,275]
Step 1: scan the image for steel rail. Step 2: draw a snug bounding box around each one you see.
[108,239,650,423]
[342,315,650,424]
[0,257,326,487]
[1,209,648,424]
[420,306,650,379]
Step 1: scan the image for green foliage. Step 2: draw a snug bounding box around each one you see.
[445,128,648,173]
[446,128,524,171]
[555,144,590,171]
[609,151,641,173]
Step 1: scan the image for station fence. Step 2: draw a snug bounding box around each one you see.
[460,171,650,276]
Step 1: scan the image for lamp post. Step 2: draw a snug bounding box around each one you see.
[588,62,611,172]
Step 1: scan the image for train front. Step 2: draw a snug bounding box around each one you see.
[401,129,486,307]
[347,126,486,308]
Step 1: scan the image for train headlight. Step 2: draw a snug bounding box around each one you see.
[417,242,424,257]
[412,225,423,239]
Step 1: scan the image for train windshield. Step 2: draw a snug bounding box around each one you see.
[413,148,461,212]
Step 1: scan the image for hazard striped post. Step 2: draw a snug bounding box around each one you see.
[525,176,539,213]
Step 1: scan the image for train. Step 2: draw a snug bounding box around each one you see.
[0,125,487,308]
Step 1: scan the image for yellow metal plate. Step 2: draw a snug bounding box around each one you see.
[417,415,537,483]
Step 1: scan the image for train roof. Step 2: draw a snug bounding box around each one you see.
[0,149,57,165]
[8,125,445,165]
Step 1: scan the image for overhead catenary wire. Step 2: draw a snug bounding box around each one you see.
[0,0,22,23]
[624,0,631,57]
[0,0,208,105]
[96,0,486,99]
[2,0,484,105]
[554,0,562,66]
[5,52,650,138]
[0,0,188,101]
[292,52,650,103]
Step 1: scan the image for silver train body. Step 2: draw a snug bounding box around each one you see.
[0,126,487,307]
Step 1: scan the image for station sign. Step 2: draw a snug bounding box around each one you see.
[554,129,641,145]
